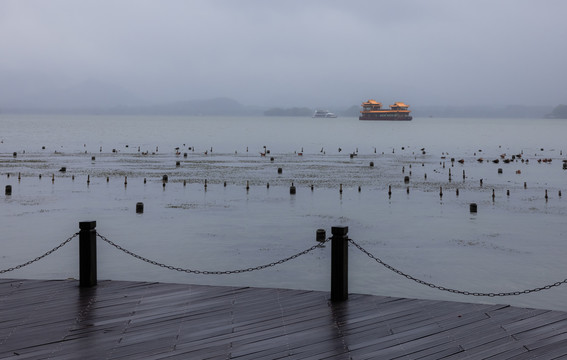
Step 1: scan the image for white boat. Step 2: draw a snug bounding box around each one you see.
[312,110,337,118]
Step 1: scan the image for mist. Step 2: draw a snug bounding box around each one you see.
[1,0,566,110]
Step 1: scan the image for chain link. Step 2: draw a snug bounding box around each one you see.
[96,232,329,275]
[5,230,562,297]
[348,238,567,297]
[0,232,79,274]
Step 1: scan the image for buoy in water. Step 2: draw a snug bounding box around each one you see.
[5,185,11,196]
[277,168,282,174]
[290,183,296,195]
[470,203,477,213]
[136,202,144,214]
[316,229,326,242]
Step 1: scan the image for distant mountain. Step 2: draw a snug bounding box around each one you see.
[412,105,554,118]
[339,105,360,117]
[264,107,312,116]
[545,104,567,119]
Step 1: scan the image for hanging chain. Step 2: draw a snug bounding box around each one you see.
[4,230,565,297]
[0,232,79,274]
[348,238,567,297]
[96,232,329,275]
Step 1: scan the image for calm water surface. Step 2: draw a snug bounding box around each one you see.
[1,114,567,311]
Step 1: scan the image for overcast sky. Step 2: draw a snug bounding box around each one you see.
[1,0,566,108]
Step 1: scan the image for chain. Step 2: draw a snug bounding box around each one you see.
[96,232,329,275]
[348,238,567,297]
[0,232,79,274]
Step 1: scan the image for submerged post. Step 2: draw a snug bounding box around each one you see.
[331,226,348,302]
[79,221,97,287]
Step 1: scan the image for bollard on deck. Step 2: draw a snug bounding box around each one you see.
[331,226,348,302]
[79,221,97,287]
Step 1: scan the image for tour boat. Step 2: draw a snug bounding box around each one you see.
[312,110,337,118]
[359,100,412,121]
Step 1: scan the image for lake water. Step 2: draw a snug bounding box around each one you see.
[1,114,567,311]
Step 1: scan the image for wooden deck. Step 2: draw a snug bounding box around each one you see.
[2,279,567,359]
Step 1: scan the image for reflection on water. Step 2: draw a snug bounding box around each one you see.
[1,114,567,311]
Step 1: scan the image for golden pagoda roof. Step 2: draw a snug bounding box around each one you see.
[391,102,409,107]
[362,99,382,105]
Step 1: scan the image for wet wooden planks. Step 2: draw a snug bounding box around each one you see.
[2,279,567,359]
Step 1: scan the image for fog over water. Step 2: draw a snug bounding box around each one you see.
[1,1,566,109]
[2,115,567,311]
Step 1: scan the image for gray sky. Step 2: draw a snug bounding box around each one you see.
[1,0,566,108]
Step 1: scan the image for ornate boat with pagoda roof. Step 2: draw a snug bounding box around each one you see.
[359,100,412,121]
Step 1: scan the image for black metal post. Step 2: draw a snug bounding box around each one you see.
[331,226,348,302]
[79,221,97,287]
